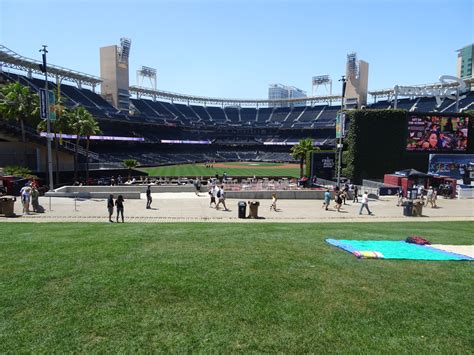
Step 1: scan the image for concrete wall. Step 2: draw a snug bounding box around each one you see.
[345,60,369,106]
[100,45,129,110]
[0,141,74,172]
[47,185,334,200]
[100,46,118,108]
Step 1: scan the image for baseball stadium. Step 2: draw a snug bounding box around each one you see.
[0,1,473,352]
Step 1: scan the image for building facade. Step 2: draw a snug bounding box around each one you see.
[268,84,306,107]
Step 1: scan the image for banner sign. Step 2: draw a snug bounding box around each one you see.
[311,152,335,180]
[428,154,474,179]
[39,89,56,121]
[336,112,346,139]
[40,132,145,141]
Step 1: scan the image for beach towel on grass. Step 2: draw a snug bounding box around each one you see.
[326,239,474,261]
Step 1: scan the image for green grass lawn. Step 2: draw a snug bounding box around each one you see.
[1,222,473,352]
[142,162,300,177]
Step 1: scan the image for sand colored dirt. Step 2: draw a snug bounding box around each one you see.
[430,245,474,258]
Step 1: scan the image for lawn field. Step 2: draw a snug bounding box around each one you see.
[1,222,473,352]
[142,162,300,177]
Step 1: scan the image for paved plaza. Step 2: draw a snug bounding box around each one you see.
[2,192,473,223]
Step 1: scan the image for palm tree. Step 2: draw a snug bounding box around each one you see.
[123,159,139,180]
[66,106,92,182]
[37,95,69,184]
[290,138,315,178]
[81,116,101,182]
[0,82,39,166]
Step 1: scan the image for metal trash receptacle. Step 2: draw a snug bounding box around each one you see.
[0,196,16,217]
[402,201,413,216]
[248,201,260,218]
[238,201,247,219]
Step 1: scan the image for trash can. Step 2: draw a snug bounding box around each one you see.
[238,201,247,219]
[413,201,423,217]
[248,201,260,219]
[0,196,16,217]
[402,200,413,217]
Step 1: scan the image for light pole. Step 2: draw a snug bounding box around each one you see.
[39,45,54,198]
[336,75,347,187]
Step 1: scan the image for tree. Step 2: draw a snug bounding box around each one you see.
[3,165,34,179]
[66,106,93,182]
[290,138,315,178]
[123,159,139,180]
[0,82,39,166]
[37,99,69,185]
[81,116,101,182]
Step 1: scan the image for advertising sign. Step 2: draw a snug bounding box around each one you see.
[39,89,56,121]
[406,114,469,151]
[311,152,335,180]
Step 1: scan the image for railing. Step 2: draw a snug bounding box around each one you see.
[85,162,124,170]
[62,141,99,160]
[362,179,399,189]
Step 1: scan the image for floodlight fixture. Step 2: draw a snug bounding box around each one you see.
[118,37,131,64]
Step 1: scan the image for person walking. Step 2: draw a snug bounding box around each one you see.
[194,177,201,196]
[323,189,331,210]
[31,186,39,213]
[270,193,278,211]
[353,185,359,203]
[209,185,217,208]
[107,194,114,222]
[359,191,373,215]
[216,185,229,211]
[20,185,31,215]
[115,195,125,223]
[146,185,152,209]
[334,192,343,212]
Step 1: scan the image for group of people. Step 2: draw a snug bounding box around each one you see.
[107,194,125,223]
[322,186,372,215]
[208,183,229,211]
[19,180,40,215]
[397,185,439,208]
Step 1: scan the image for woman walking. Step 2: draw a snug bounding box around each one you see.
[115,195,125,223]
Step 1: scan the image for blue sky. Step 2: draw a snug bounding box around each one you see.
[1,0,472,99]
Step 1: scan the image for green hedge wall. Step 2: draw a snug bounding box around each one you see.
[342,109,474,184]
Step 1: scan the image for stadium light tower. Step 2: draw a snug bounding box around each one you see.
[118,37,131,64]
[137,66,157,93]
[312,75,332,96]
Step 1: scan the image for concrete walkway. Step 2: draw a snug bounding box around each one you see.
[2,193,473,223]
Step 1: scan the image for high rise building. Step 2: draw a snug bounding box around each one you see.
[457,44,473,90]
[268,84,306,107]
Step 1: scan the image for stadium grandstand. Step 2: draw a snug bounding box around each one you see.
[1,41,473,176]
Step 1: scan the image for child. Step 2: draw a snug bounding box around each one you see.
[270,193,278,211]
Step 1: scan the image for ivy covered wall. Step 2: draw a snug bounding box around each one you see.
[341,110,474,184]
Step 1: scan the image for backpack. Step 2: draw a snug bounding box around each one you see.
[217,189,222,198]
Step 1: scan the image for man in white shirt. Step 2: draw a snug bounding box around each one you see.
[359,191,373,215]
[209,185,218,208]
[216,185,229,211]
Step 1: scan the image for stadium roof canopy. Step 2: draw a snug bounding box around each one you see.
[0,45,102,87]
[369,78,474,99]
[129,85,342,106]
